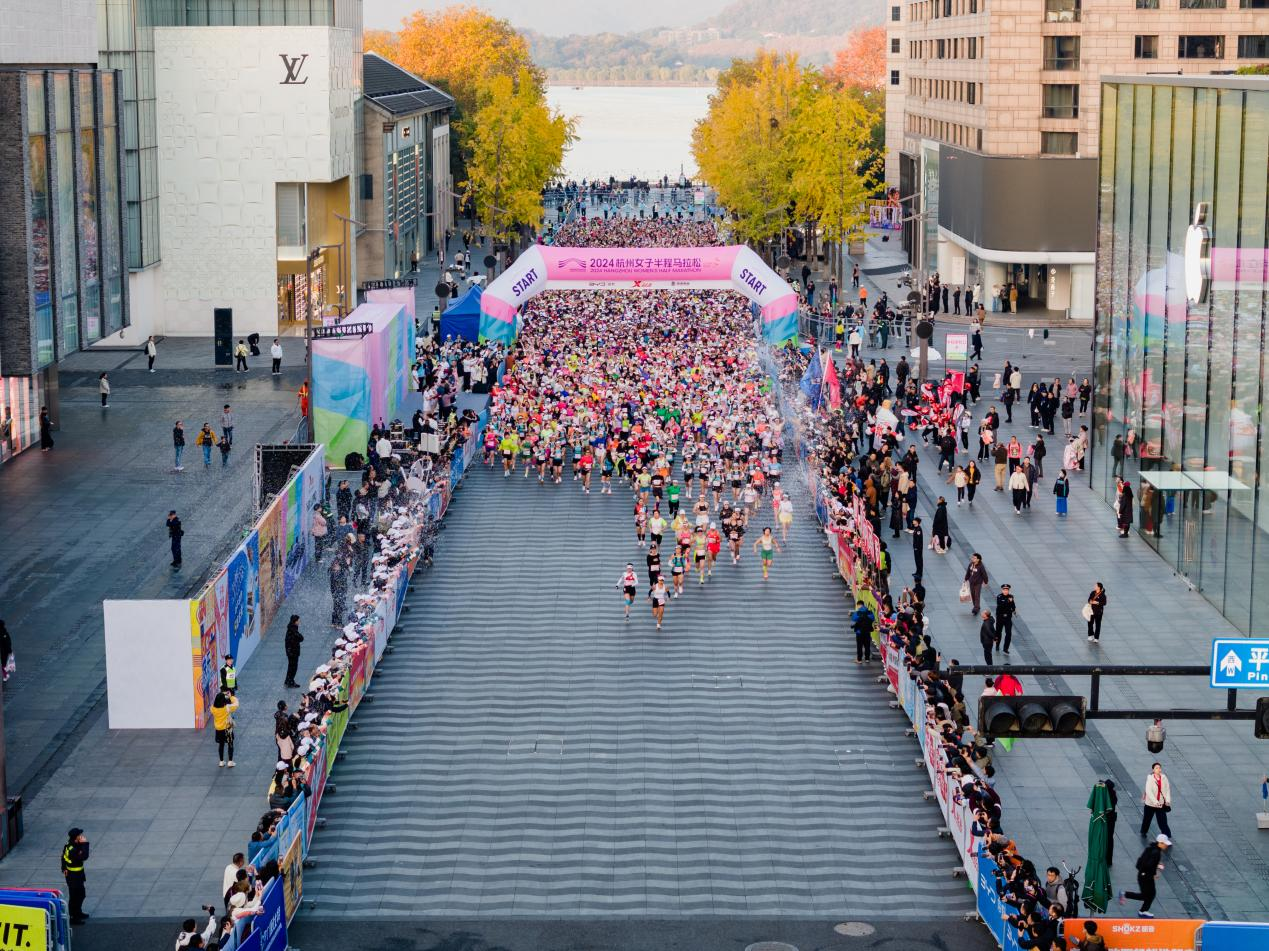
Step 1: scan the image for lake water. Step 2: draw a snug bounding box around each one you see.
[547,85,713,182]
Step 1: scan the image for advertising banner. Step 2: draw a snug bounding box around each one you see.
[191,575,223,730]
[233,877,287,951]
[281,834,304,924]
[1061,919,1201,950]
[303,750,328,844]
[977,859,1022,951]
[225,533,262,666]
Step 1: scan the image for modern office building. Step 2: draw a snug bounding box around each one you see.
[1091,74,1269,632]
[0,0,129,463]
[884,0,1269,320]
[96,0,363,339]
[355,53,454,287]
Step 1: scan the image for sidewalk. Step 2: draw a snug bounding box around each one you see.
[0,340,304,801]
[884,386,1269,919]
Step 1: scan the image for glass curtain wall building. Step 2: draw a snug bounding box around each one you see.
[0,67,128,463]
[1091,74,1269,632]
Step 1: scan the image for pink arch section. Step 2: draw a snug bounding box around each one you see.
[478,245,800,346]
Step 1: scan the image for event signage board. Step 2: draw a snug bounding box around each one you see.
[0,902,48,951]
[1061,918,1200,950]
[946,332,969,362]
[1209,637,1269,687]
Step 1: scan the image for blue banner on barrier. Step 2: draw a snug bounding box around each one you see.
[976,857,1023,951]
[232,876,287,951]
[1201,921,1269,950]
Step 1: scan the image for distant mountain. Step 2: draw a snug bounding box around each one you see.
[698,0,885,38]
[528,0,885,83]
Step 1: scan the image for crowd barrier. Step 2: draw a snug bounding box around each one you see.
[0,887,72,951]
[212,406,491,950]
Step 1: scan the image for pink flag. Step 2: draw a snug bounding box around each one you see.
[822,351,841,409]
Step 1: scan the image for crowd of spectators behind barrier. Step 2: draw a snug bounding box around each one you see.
[770,341,1107,951]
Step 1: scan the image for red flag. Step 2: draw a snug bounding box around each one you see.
[822,351,841,409]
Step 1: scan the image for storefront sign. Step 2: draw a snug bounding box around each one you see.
[360,278,417,291]
[279,54,309,85]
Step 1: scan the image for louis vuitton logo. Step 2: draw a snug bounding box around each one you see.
[279,53,309,85]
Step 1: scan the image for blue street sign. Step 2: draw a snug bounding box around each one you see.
[1210,638,1269,688]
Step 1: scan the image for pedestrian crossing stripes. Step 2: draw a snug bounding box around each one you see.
[302,463,973,917]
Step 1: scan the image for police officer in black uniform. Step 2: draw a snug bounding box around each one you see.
[61,827,90,924]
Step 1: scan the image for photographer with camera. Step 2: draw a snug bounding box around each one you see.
[174,905,218,949]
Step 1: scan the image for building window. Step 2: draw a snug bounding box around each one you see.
[1238,34,1269,57]
[1178,34,1225,57]
[892,37,901,53]
[891,69,901,85]
[968,36,978,58]
[1042,83,1079,118]
[1136,0,1159,6]
[892,4,901,19]
[1041,131,1079,154]
[1180,0,1225,6]
[1045,0,1081,21]
[1241,0,1269,7]
[1135,35,1159,58]
[938,38,946,57]
[969,0,978,11]
[943,0,953,15]
[967,82,977,104]
[1043,35,1080,69]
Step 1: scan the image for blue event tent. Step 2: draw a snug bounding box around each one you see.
[441,285,483,342]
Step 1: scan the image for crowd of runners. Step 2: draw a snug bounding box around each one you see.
[550,215,722,247]
[485,218,795,629]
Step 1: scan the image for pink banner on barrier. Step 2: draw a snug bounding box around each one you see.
[538,246,740,282]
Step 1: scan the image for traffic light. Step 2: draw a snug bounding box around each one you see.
[979,695,1086,739]
[1255,697,1269,738]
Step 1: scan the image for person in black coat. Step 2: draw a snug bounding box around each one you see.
[931,498,951,553]
[911,516,925,583]
[979,610,996,665]
[283,615,304,688]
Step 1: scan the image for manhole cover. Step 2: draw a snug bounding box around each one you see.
[745,943,798,951]
[833,923,877,937]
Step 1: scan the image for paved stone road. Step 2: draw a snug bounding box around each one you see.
[302,461,973,918]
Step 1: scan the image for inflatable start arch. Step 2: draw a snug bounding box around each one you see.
[478,245,799,346]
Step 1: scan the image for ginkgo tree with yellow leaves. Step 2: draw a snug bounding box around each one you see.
[693,50,876,280]
[367,5,572,246]
[465,70,575,243]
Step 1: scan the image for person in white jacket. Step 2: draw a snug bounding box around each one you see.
[174,908,217,949]
[1140,761,1173,837]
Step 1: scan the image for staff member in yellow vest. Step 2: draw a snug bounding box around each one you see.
[62,827,90,925]
[219,655,237,693]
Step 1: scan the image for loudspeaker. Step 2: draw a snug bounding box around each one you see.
[213,309,233,366]
[916,319,935,341]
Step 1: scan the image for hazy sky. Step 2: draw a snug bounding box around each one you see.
[364,0,734,34]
